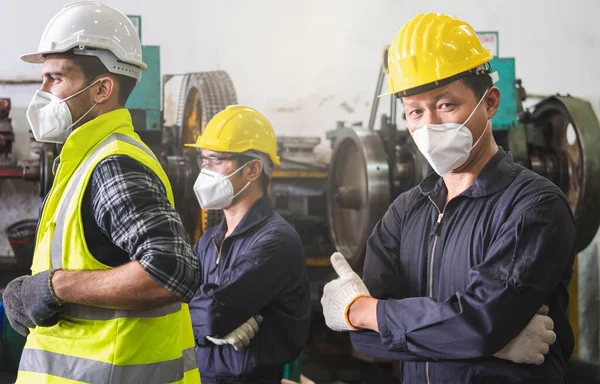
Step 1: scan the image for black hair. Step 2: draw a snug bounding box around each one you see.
[460,73,493,100]
[69,54,137,105]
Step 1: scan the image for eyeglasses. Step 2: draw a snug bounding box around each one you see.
[196,155,239,169]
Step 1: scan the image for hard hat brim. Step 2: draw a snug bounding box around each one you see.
[21,50,64,63]
[377,90,394,98]
[21,48,149,70]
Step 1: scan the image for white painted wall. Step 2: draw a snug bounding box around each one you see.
[1,0,598,150]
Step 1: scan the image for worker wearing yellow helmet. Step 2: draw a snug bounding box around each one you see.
[321,13,575,383]
[186,105,311,383]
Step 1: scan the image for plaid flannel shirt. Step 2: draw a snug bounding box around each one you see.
[81,154,200,302]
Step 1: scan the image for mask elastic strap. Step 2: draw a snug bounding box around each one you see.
[470,118,491,151]
[62,78,103,103]
[461,87,490,127]
[68,102,97,130]
[224,160,253,180]
[231,180,251,201]
[224,160,256,201]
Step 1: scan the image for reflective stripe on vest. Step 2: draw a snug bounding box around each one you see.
[62,301,182,320]
[50,133,176,321]
[19,346,197,383]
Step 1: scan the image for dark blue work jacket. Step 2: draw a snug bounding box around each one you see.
[189,195,311,384]
[351,148,576,383]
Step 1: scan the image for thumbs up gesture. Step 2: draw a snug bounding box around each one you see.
[320,252,371,332]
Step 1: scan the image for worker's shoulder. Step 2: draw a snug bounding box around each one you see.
[500,163,572,215]
[508,164,565,198]
[389,185,427,215]
[92,154,157,179]
[256,211,303,246]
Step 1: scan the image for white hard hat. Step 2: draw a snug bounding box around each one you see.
[21,1,146,82]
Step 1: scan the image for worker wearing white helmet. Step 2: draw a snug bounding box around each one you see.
[2,2,201,383]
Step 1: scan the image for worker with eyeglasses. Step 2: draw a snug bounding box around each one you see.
[186,105,311,384]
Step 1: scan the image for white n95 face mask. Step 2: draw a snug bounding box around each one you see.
[26,79,100,143]
[193,163,251,210]
[411,88,491,176]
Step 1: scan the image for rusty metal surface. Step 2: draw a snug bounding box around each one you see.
[0,98,15,164]
[162,71,238,242]
[529,96,600,252]
[0,179,42,257]
[163,71,238,157]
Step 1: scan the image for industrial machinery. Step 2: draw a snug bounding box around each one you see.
[271,136,331,259]
[161,71,239,242]
[326,45,600,272]
[0,98,15,169]
[269,137,333,301]
[0,98,39,182]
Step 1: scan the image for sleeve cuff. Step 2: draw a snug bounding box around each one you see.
[344,294,372,331]
[377,299,408,351]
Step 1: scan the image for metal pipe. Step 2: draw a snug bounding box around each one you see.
[0,168,24,178]
[368,68,385,132]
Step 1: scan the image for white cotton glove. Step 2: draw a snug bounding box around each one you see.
[206,315,263,351]
[493,305,557,365]
[321,252,371,332]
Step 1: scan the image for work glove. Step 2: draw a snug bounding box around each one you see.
[206,315,263,351]
[20,269,63,327]
[2,276,36,336]
[321,252,371,332]
[493,305,556,365]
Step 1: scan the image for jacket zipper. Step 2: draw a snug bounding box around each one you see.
[426,195,446,384]
[212,238,226,284]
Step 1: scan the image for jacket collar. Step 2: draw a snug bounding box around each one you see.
[418,147,517,199]
[214,194,274,240]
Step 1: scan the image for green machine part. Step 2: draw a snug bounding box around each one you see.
[476,31,519,131]
[489,57,518,130]
[125,45,162,131]
[283,353,302,382]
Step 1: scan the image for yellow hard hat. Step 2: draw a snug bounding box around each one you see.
[185,105,281,166]
[382,12,493,97]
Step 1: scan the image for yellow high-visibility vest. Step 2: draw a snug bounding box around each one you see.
[17,109,200,384]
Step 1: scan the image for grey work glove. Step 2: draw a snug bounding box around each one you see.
[2,276,36,336]
[493,305,557,365]
[206,315,263,351]
[20,269,63,327]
